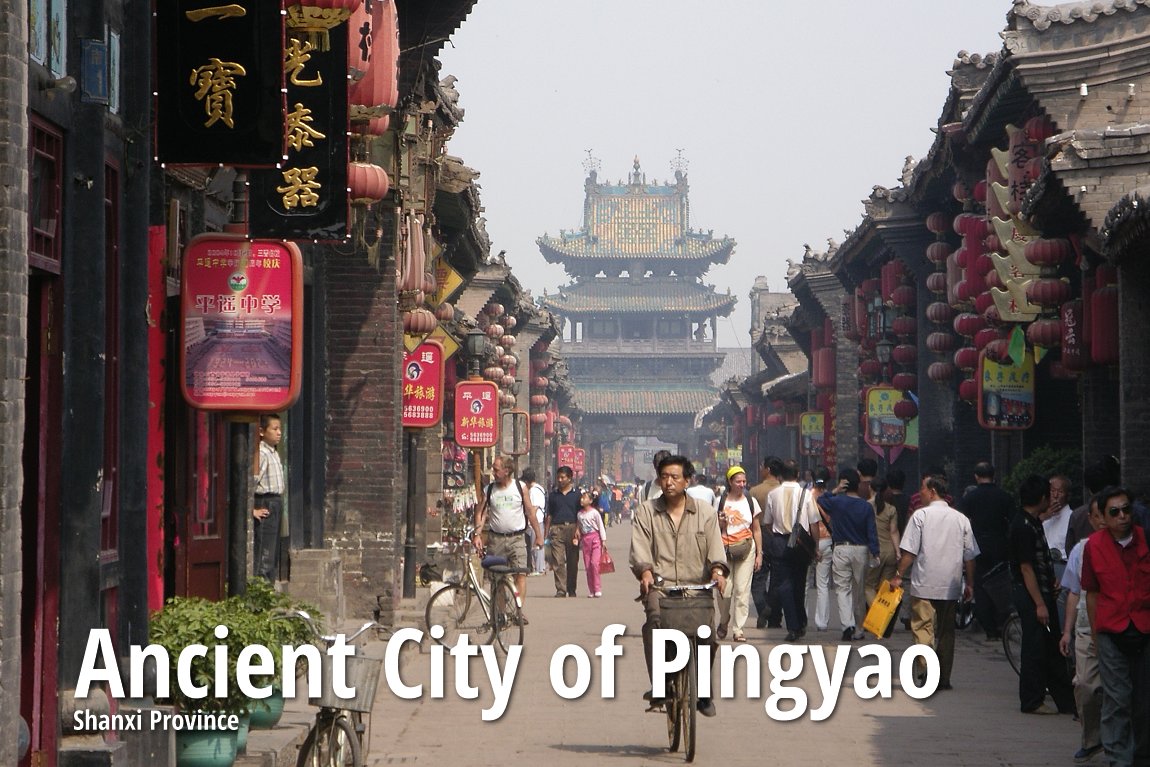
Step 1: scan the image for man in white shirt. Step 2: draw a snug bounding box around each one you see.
[1043,474,1073,558]
[521,467,548,574]
[891,474,979,690]
[473,456,544,617]
[686,473,717,508]
[764,459,821,642]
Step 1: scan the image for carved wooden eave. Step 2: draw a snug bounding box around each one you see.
[396,0,477,96]
[1102,184,1150,260]
[762,370,810,403]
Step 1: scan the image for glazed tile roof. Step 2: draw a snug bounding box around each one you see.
[540,280,737,316]
[538,232,735,263]
[573,385,716,416]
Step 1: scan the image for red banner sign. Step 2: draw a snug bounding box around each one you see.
[454,381,499,448]
[558,444,576,468]
[573,448,586,476]
[402,341,444,428]
[180,234,302,411]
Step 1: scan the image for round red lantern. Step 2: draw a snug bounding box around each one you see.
[1024,115,1054,143]
[985,268,1006,291]
[533,376,548,389]
[500,353,518,368]
[958,378,978,402]
[928,361,957,382]
[1026,278,1071,309]
[530,394,549,408]
[953,213,982,238]
[484,365,504,381]
[892,344,917,366]
[926,271,948,294]
[813,347,836,389]
[983,303,1002,324]
[530,413,547,424]
[485,302,505,317]
[558,415,572,427]
[954,312,986,338]
[1026,318,1062,348]
[926,332,957,353]
[892,372,918,392]
[956,278,982,303]
[434,302,454,322]
[925,212,951,234]
[954,346,979,371]
[952,180,971,203]
[894,399,919,421]
[972,254,994,278]
[503,315,517,330]
[891,284,916,309]
[927,301,955,324]
[860,278,880,297]
[1024,238,1073,269]
[485,323,504,339]
[985,233,1002,253]
[974,291,996,315]
[1091,284,1119,364]
[348,161,390,203]
[500,374,515,388]
[974,326,1005,350]
[973,180,988,203]
[859,359,882,379]
[766,413,785,427]
[891,315,917,338]
[985,339,1010,362]
[926,241,953,265]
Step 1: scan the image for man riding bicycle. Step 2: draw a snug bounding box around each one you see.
[630,454,729,717]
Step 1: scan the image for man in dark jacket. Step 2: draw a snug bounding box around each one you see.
[958,461,1015,640]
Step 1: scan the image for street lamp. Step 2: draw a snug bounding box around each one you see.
[875,336,895,383]
[465,327,487,379]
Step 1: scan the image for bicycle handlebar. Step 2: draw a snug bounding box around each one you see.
[277,609,383,646]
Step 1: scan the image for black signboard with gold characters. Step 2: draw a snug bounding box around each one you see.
[156,1,284,165]
[249,28,349,241]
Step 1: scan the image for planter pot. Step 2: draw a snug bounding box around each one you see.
[176,728,238,767]
[235,713,250,754]
[248,689,285,729]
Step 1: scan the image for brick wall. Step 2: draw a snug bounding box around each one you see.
[1120,255,1150,494]
[0,4,29,761]
[323,214,403,623]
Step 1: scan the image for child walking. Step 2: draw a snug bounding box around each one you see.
[575,489,608,597]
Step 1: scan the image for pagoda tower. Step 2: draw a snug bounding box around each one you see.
[538,158,736,471]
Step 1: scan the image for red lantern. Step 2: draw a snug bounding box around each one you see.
[928,361,957,382]
[434,302,454,322]
[953,213,982,238]
[881,261,906,301]
[530,413,547,424]
[926,241,953,265]
[926,332,957,353]
[952,180,971,203]
[894,399,919,421]
[500,354,518,368]
[892,344,917,366]
[348,161,390,203]
[1091,284,1119,364]
[958,378,978,402]
[985,269,1006,291]
[972,254,994,278]
[533,376,548,389]
[766,413,785,427]
[957,278,983,303]
[973,180,988,203]
[1026,318,1062,348]
[985,233,1002,253]
[983,304,1002,324]
[485,323,504,339]
[530,394,549,408]
[1026,278,1071,309]
[500,374,515,388]
[484,365,504,381]
[1024,238,1073,269]
[501,334,516,348]
[892,372,918,392]
[859,359,882,378]
[926,271,948,294]
[891,285,916,309]
[954,312,986,338]
[985,338,1010,362]
[813,348,836,389]
[926,302,954,324]
[925,212,950,234]
[485,302,505,317]
[891,315,917,338]
[974,291,996,315]
[558,415,572,427]
[1024,115,1054,143]
[954,346,980,371]
[974,327,1005,350]
[860,278,880,296]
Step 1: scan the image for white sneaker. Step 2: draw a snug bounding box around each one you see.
[594,592,602,597]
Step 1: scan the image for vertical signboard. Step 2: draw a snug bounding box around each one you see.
[558,444,576,468]
[249,27,349,240]
[799,411,825,457]
[864,386,906,449]
[156,1,284,164]
[978,351,1035,430]
[401,341,444,428]
[454,381,499,448]
[180,234,303,410]
[572,448,586,478]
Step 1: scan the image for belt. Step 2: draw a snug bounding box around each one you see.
[835,542,866,547]
[487,529,526,537]
[255,492,282,499]
[773,531,790,537]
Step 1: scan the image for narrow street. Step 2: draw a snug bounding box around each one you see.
[362,521,1079,767]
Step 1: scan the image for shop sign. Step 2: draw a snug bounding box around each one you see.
[864,386,906,449]
[978,350,1035,430]
[180,234,303,411]
[572,448,586,476]
[250,27,348,240]
[401,341,444,429]
[799,411,825,457]
[156,0,284,164]
[558,444,577,468]
[454,381,498,448]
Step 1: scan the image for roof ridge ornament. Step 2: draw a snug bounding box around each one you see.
[1011,0,1150,31]
[582,149,601,179]
[630,156,645,185]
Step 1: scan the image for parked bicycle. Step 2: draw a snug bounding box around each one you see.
[283,610,384,767]
[424,533,526,654]
[645,582,715,763]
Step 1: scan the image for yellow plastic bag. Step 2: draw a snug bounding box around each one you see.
[862,579,904,638]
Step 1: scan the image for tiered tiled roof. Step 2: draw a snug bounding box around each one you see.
[573,385,716,416]
[540,280,737,316]
[538,232,734,263]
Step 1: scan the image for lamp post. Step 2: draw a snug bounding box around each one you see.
[464,326,490,509]
[875,336,895,384]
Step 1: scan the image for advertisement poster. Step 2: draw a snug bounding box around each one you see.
[864,386,906,449]
[558,444,577,468]
[800,411,825,456]
[401,341,444,429]
[978,350,1036,430]
[454,381,498,448]
[180,235,302,411]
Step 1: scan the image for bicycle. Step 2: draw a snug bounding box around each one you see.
[424,534,527,654]
[283,610,384,767]
[646,582,715,764]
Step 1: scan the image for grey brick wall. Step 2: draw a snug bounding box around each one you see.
[0,2,29,762]
[1119,256,1150,493]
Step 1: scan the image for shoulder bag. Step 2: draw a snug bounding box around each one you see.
[787,486,817,558]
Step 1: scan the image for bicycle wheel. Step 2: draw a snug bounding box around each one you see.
[665,674,681,752]
[425,583,487,648]
[297,714,361,767]
[680,651,697,762]
[491,578,524,654]
[1002,613,1022,676]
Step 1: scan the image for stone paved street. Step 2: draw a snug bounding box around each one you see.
[360,524,1082,767]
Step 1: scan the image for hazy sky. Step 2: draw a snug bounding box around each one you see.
[438,1,1011,346]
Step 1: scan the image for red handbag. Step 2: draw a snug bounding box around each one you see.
[600,546,616,574]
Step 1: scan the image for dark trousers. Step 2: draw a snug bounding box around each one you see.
[973,558,1006,637]
[767,533,807,632]
[752,527,781,623]
[1014,584,1075,713]
[549,522,580,596]
[253,494,282,581]
[1096,628,1150,767]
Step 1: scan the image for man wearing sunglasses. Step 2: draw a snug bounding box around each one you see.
[1081,486,1150,767]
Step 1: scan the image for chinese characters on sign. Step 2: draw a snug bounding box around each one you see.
[978,350,1036,430]
[156,0,283,164]
[401,341,444,429]
[180,235,303,411]
[864,386,906,449]
[799,412,825,457]
[250,27,348,240]
[558,444,576,468]
[454,381,499,448]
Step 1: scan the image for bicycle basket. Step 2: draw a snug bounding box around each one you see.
[315,648,384,713]
[658,592,715,636]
